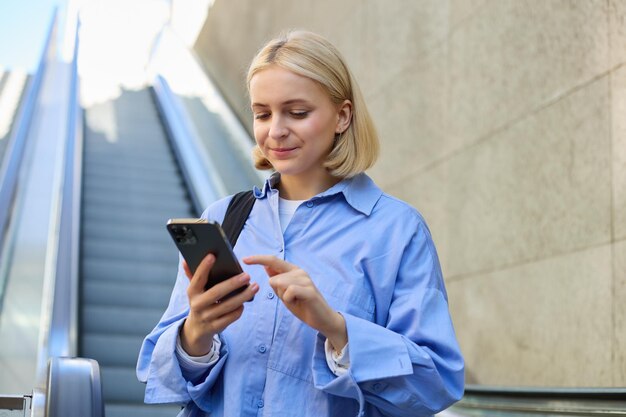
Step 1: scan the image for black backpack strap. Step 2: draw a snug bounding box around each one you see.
[221,190,255,247]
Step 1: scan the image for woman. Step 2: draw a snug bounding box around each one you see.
[137,30,464,417]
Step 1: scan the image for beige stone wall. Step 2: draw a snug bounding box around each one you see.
[193,0,625,387]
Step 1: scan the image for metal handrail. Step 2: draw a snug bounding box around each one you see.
[0,10,57,268]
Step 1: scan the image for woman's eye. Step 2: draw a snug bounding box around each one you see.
[254,113,270,120]
[290,111,309,118]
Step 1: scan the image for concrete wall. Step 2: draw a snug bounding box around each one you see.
[192,0,625,387]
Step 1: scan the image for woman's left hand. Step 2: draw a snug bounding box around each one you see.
[243,255,347,351]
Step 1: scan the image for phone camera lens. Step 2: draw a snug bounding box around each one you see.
[172,225,196,245]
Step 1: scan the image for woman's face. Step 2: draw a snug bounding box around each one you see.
[249,65,350,182]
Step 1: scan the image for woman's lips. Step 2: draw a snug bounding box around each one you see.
[270,147,297,158]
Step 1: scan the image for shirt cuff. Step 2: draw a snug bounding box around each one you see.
[324,339,350,376]
[175,333,221,370]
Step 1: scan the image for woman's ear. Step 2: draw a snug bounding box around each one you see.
[336,99,352,134]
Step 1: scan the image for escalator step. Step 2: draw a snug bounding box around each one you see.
[85,139,172,155]
[83,149,177,167]
[81,305,165,336]
[82,239,176,263]
[82,280,175,309]
[100,366,148,403]
[83,190,191,217]
[81,333,145,367]
[83,159,181,178]
[83,172,185,190]
[83,214,176,232]
[82,257,177,284]
[81,229,173,248]
[105,402,182,417]
[84,177,187,194]
[82,188,190,209]
[82,280,172,310]
[83,216,183,239]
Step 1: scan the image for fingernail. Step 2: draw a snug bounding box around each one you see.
[239,273,250,283]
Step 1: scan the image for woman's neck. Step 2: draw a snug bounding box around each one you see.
[278,172,341,200]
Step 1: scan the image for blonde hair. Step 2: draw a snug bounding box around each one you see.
[247,30,379,178]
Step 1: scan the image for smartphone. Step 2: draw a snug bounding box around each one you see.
[166,218,248,298]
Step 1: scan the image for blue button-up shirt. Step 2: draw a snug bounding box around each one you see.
[137,173,464,417]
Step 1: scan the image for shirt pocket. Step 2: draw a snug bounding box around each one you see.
[314,274,376,322]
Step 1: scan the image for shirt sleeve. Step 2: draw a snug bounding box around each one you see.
[176,333,221,383]
[311,220,465,417]
[324,340,350,376]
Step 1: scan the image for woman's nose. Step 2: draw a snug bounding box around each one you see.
[269,117,288,139]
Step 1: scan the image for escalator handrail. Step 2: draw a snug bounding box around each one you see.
[46,16,82,361]
[45,357,104,417]
[149,26,266,213]
[464,384,626,398]
[29,14,98,417]
[0,9,58,263]
[152,74,224,213]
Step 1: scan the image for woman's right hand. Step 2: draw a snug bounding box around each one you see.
[180,254,259,356]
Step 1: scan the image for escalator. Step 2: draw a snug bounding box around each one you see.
[0,9,262,414]
[79,88,194,417]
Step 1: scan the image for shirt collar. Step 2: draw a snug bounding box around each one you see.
[253,172,281,199]
[253,172,382,216]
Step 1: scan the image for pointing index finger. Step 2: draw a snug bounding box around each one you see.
[243,255,296,274]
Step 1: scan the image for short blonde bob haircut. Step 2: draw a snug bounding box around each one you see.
[247,30,379,179]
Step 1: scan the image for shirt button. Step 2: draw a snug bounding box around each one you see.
[258,344,267,353]
[306,201,314,208]
[257,400,264,408]
[279,247,284,253]
[372,382,383,392]
[267,292,275,299]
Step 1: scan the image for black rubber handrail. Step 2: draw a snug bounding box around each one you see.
[452,385,626,416]
[465,384,626,398]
